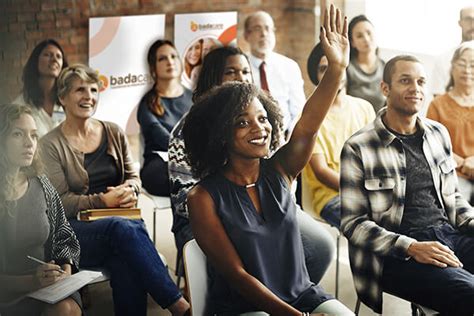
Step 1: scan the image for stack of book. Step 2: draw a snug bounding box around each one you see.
[78,208,141,221]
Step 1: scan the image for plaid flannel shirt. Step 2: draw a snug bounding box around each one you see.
[340,109,474,313]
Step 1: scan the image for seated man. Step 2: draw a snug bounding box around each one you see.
[303,42,375,227]
[340,55,474,315]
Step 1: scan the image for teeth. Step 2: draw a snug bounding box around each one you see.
[249,137,266,145]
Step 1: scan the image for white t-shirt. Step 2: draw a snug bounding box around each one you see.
[12,94,65,138]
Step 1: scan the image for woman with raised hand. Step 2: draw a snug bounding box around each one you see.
[0,104,81,316]
[169,46,335,286]
[137,39,192,196]
[40,64,189,316]
[427,41,474,204]
[346,15,385,113]
[183,5,354,315]
[13,39,68,137]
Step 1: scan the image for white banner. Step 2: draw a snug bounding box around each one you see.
[89,14,165,134]
[174,11,238,89]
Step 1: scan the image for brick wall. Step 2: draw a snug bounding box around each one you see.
[0,0,347,102]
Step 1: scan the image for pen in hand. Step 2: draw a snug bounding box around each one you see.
[27,255,66,274]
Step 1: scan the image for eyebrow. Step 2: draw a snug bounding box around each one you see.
[12,127,38,133]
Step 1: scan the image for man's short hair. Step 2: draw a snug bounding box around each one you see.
[244,11,273,32]
[383,55,421,85]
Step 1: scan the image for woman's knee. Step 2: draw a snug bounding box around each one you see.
[297,210,336,259]
[313,299,354,316]
[109,217,145,234]
[44,298,81,316]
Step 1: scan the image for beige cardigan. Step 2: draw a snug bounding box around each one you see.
[40,120,141,218]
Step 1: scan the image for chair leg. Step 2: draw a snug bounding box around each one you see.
[335,231,340,299]
[354,298,361,315]
[411,302,420,316]
[152,206,158,244]
[176,254,183,288]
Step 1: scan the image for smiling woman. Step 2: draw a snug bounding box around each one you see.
[13,39,69,137]
[39,63,190,316]
[180,6,355,315]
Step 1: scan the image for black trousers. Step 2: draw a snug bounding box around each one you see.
[140,155,170,196]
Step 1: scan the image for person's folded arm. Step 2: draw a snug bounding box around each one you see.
[309,154,339,191]
[137,101,171,151]
[40,138,106,218]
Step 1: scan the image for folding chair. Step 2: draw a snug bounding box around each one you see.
[183,239,209,316]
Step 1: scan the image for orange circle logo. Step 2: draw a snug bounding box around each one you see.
[190,21,198,32]
[99,74,109,92]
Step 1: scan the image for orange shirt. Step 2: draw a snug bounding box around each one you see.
[427,93,474,158]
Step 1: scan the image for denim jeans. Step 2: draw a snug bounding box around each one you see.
[320,195,341,228]
[296,207,335,284]
[382,223,474,315]
[70,217,182,316]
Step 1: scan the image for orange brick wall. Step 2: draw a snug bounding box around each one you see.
[0,0,347,102]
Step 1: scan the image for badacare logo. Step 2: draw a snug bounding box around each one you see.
[190,21,224,32]
[97,72,152,91]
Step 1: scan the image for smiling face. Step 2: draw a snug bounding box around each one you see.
[221,54,253,83]
[37,44,63,78]
[5,113,38,169]
[60,78,99,120]
[186,40,202,66]
[154,44,182,80]
[451,48,474,88]
[382,60,426,116]
[230,97,273,160]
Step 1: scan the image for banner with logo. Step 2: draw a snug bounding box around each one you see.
[89,14,165,134]
[174,11,238,89]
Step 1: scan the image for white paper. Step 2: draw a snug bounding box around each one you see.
[27,270,103,304]
[152,150,169,162]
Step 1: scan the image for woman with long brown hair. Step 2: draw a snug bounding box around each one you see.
[137,39,192,196]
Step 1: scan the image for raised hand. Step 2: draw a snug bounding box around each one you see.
[320,4,349,69]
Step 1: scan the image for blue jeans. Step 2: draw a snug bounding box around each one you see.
[70,217,182,316]
[382,223,474,315]
[320,195,341,228]
[296,208,335,284]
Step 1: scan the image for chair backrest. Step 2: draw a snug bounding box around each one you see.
[183,239,208,316]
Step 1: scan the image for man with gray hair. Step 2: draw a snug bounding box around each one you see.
[243,11,305,136]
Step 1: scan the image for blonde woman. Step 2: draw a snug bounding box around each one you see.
[40,64,189,316]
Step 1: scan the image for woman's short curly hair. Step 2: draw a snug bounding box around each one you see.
[182,81,283,178]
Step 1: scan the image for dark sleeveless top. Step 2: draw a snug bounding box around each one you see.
[199,161,332,315]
